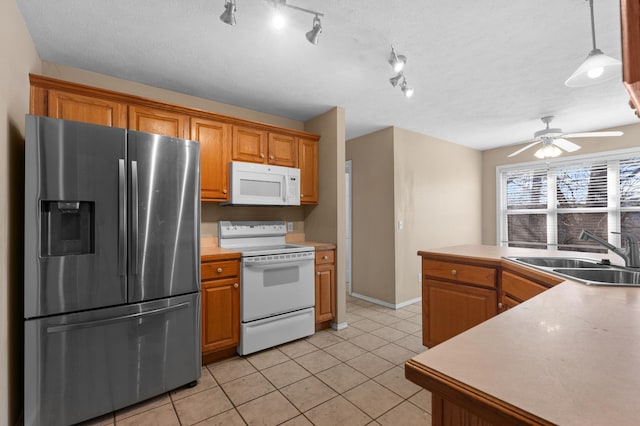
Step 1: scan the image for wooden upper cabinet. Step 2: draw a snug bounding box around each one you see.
[298,137,319,204]
[47,90,127,127]
[621,0,640,118]
[128,105,189,139]
[232,126,267,163]
[191,117,231,201]
[268,133,298,167]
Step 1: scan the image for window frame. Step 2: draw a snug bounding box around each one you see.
[496,147,640,251]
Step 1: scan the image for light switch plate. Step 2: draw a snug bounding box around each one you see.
[287,222,293,232]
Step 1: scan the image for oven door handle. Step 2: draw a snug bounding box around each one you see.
[244,257,314,267]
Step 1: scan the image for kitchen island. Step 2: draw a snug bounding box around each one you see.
[406,245,640,426]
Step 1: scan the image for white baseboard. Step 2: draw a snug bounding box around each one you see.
[351,292,422,310]
[331,322,349,331]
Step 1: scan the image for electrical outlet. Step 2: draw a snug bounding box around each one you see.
[287,222,293,232]
[417,273,422,283]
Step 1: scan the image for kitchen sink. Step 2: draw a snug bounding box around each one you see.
[552,268,640,286]
[511,257,610,269]
[504,256,640,287]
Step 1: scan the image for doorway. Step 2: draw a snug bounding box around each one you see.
[345,160,352,294]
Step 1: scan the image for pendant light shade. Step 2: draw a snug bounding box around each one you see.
[565,48,621,87]
[534,143,563,159]
[565,0,621,87]
[389,72,403,87]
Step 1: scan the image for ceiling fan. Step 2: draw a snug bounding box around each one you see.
[508,116,623,159]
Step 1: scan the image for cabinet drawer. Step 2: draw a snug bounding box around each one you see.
[423,259,496,288]
[201,260,239,280]
[502,271,548,302]
[315,250,335,265]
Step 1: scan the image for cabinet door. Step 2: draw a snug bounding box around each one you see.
[315,263,335,323]
[48,90,127,127]
[191,118,231,201]
[129,105,189,139]
[202,277,239,353]
[232,126,267,163]
[424,279,497,347]
[268,133,297,167]
[298,137,318,204]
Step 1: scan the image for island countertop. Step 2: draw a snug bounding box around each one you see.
[407,244,640,425]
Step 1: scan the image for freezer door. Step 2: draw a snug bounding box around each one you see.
[24,115,127,318]
[127,131,200,302]
[24,293,201,426]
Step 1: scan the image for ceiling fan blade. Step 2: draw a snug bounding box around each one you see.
[562,131,624,138]
[508,140,541,157]
[553,138,581,152]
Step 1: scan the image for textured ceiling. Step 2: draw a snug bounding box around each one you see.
[16,0,638,150]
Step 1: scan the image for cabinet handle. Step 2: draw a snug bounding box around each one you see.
[323,255,328,260]
[317,272,320,276]
[451,269,457,276]
[260,153,265,158]
[217,267,223,273]
[498,302,503,309]
[222,189,228,194]
[234,283,239,289]
[301,194,305,198]
[269,155,274,160]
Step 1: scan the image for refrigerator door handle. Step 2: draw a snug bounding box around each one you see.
[45,302,190,334]
[118,159,126,276]
[131,160,139,275]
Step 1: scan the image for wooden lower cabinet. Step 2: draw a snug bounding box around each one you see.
[315,248,336,330]
[499,264,561,311]
[424,279,497,347]
[421,255,499,347]
[201,257,240,364]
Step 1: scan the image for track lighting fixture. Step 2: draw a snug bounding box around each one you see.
[388,46,414,98]
[220,0,325,45]
[565,0,621,87]
[220,0,236,26]
[388,46,407,73]
[305,15,322,45]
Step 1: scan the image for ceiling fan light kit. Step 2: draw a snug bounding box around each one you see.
[507,116,623,158]
[565,0,621,87]
[220,0,324,45]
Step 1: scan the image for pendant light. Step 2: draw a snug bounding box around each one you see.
[220,0,237,26]
[565,0,621,87]
[305,15,322,45]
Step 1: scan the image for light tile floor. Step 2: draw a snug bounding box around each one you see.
[79,295,432,426]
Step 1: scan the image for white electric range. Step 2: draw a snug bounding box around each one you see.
[218,221,315,355]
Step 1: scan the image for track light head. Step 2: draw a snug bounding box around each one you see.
[220,0,236,26]
[388,47,406,72]
[389,72,403,87]
[400,78,414,98]
[305,15,322,45]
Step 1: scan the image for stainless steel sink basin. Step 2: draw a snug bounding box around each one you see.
[510,257,610,269]
[553,268,640,286]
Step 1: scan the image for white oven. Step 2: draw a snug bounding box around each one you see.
[218,221,315,356]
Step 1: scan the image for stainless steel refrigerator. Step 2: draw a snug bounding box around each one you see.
[23,115,201,426]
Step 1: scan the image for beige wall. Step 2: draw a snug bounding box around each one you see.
[346,128,396,304]
[393,128,483,303]
[304,108,347,326]
[481,122,640,245]
[1,1,42,424]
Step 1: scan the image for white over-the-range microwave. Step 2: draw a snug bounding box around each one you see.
[224,161,301,206]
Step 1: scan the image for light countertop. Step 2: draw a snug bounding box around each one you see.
[409,244,640,425]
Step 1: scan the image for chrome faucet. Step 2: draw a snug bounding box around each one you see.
[578,229,640,268]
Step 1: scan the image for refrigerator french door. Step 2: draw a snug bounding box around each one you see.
[24,115,201,426]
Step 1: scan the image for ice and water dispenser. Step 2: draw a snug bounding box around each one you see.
[40,201,95,256]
